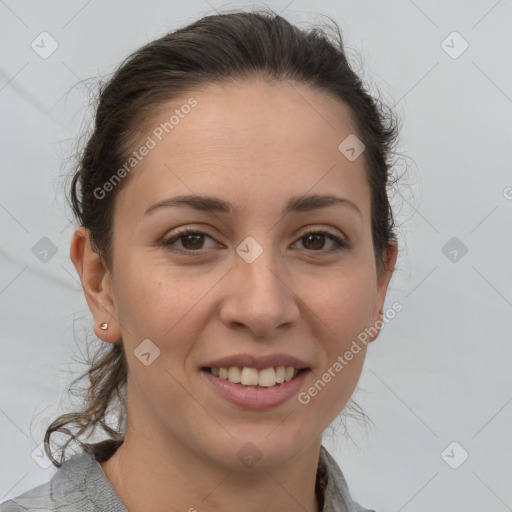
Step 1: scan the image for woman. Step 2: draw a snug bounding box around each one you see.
[1,9,399,512]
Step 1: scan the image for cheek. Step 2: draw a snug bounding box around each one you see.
[113,257,186,330]
[300,262,375,405]
[305,263,377,342]
[112,258,217,368]
[297,343,367,436]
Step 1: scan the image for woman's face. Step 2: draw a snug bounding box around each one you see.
[86,79,396,469]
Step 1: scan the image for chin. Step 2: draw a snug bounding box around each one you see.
[199,427,313,472]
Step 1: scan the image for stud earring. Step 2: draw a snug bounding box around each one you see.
[100,323,109,330]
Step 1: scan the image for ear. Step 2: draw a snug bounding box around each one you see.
[70,227,122,343]
[369,239,399,342]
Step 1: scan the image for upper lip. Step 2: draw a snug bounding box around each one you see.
[203,353,311,370]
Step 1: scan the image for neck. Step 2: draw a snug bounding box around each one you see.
[99,398,322,512]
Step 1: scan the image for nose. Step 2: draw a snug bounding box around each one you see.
[219,245,300,339]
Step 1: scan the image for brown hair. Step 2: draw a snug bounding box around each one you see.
[46,9,400,468]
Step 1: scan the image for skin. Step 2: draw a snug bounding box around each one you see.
[70,78,398,512]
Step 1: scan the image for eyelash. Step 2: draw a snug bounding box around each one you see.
[161,227,347,256]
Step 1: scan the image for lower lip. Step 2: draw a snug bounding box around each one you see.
[200,369,310,410]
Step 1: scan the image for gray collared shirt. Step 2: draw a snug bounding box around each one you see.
[0,445,376,511]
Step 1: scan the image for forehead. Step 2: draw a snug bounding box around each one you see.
[114,79,370,222]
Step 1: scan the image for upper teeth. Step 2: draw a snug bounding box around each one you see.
[211,366,299,387]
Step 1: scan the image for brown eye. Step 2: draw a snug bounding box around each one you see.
[296,230,347,252]
[302,233,325,250]
[179,233,205,250]
[162,229,216,253]
[161,228,347,256]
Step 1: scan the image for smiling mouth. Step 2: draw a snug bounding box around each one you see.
[201,366,309,389]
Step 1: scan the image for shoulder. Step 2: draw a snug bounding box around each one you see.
[0,480,53,511]
[0,447,125,512]
[353,502,377,512]
[318,445,378,512]
[0,450,95,512]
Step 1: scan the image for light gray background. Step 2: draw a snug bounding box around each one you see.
[1,1,511,511]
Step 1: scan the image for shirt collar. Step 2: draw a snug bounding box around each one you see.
[317,445,373,512]
[81,442,371,512]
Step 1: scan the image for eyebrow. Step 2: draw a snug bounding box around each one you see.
[143,193,362,219]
